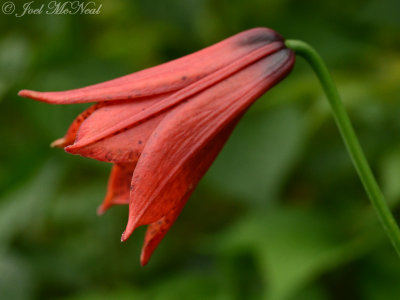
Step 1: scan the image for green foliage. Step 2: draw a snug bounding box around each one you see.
[1,0,400,299]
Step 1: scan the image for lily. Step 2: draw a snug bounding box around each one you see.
[19,27,295,266]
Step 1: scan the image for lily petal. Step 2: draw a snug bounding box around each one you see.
[97,163,136,215]
[18,28,283,104]
[65,41,284,149]
[122,49,295,251]
[50,103,103,148]
[65,95,168,163]
[139,117,241,266]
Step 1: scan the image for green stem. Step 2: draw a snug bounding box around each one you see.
[285,39,400,257]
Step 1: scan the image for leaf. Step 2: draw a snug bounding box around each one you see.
[0,252,33,300]
[359,249,400,300]
[145,272,232,300]
[215,207,375,300]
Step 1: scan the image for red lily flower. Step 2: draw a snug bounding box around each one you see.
[19,28,295,266]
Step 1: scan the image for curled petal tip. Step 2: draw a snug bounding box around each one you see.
[18,89,50,102]
[140,252,150,267]
[18,89,34,98]
[121,231,129,242]
[64,144,79,154]
[96,205,106,216]
[121,215,138,242]
[50,138,67,148]
[18,89,87,104]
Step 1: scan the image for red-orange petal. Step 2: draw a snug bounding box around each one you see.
[97,163,136,215]
[66,113,164,164]
[66,41,284,149]
[121,48,295,259]
[139,117,241,266]
[65,96,168,164]
[18,28,283,104]
[50,103,103,148]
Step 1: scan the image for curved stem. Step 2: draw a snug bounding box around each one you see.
[285,39,400,257]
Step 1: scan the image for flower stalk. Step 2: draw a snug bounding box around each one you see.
[285,39,400,257]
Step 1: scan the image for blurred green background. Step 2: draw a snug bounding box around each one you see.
[1,0,400,299]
